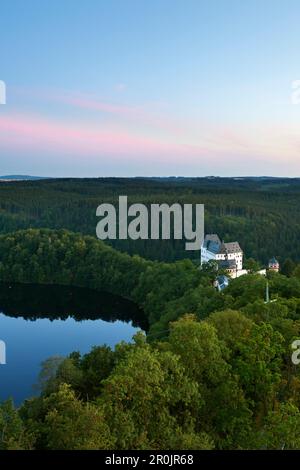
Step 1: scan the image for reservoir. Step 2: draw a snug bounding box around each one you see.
[0,283,146,405]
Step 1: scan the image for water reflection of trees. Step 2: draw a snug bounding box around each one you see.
[0,283,148,330]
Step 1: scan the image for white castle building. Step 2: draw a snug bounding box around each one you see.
[201,234,247,278]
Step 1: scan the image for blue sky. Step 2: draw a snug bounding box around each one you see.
[0,0,300,176]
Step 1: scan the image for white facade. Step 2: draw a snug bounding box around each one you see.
[257,269,267,276]
[201,234,243,276]
[232,268,248,279]
[200,246,220,264]
[228,252,243,271]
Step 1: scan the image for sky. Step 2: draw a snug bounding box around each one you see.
[0,0,300,177]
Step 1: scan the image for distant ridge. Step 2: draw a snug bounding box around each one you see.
[0,175,297,182]
[0,175,51,181]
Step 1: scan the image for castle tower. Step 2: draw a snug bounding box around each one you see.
[268,257,280,273]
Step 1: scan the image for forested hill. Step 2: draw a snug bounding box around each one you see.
[0,176,299,263]
[3,228,300,449]
[2,227,300,336]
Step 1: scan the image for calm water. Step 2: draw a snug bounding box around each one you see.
[0,283,147,405]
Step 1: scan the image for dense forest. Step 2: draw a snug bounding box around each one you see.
[1,228,300,448]
[1,177,300,449]
[0,177,300,263]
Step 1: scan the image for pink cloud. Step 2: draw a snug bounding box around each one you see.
[59,94,141,119]
[13,86,141,118]
[7,88,299,173]
[12,87,185,136]
[0,113,208,161]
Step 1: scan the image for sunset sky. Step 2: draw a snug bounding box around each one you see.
[1,0,300,177]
